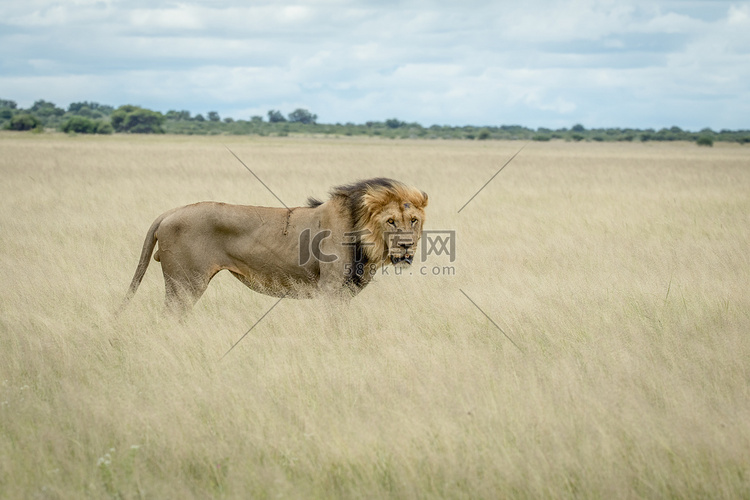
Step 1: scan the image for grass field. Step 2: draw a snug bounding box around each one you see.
[1,133,749,499]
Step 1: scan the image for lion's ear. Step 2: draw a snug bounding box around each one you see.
[419,191,428,208]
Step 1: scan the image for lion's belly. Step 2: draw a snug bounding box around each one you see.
[229,268,318,298]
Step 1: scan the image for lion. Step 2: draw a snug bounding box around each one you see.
[123,177,428,314]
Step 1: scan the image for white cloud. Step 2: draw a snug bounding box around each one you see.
[0,0,748,129]
[500,1,636,42]
[728,3,750,24]
[640,11,702,33]
[129,7,205,30]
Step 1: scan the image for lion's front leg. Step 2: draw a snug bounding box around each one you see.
[317,259,366,301]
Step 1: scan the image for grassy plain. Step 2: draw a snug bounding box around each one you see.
[1,133,749,499]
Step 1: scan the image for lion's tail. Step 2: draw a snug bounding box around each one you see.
[120,211,171,310]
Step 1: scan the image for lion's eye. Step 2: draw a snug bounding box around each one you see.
[411,217,418,225]
[387,218,395,225]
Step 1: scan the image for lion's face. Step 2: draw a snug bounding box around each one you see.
[361,185,428,267]
[378,200,425,267]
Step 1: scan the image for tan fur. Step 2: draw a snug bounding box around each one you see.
[123,178,428,314]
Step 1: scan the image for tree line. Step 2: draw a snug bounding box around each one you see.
[2,98,748,146]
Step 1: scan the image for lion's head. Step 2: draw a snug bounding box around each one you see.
[327,178,429,268]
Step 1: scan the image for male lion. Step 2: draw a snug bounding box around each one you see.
[124,178,428,313]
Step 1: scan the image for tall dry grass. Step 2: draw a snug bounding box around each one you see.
[1,133,749,499]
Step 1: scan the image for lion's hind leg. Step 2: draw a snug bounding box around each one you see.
[159,258,217,316]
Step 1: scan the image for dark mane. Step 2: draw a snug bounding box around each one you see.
[305,177,401,216]
[328,178,402,290]
[329,177,399,198]
[306,196,323,208]
[329,177,400,225]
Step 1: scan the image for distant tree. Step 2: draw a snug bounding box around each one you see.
[267,110,286,123]
[68,101,113,115]
[73,106,95,118]
[655,127,680,141]
[571,123,586,132]
[0,99,17,109]
[250,115,264,123]
[223,117,234,123]
[30,100,65,118]
[194,114,205,122]
[207,111,220,122]
[478,129,491,140]
[696,136,714,147]
[385,118,404,129]
[7,114,41,131]
[288,108,317,124]
[111,105,165,133]
[166,110,191,121]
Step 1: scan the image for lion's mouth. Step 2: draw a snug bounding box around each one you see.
[390,254,413,266]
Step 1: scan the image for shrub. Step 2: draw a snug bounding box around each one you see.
[96,122,114,135]
[532,134,551,141]
[696,136,714,147]
[111,105,164,133]
[7,114,41,131]
[62,116,98,134]
[478,130,491,140]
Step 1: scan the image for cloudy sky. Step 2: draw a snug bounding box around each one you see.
[1,0,748,130]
